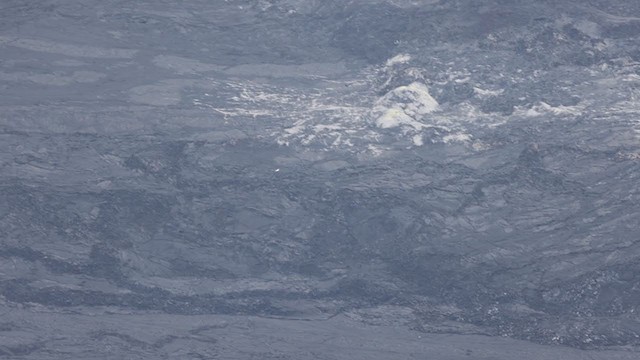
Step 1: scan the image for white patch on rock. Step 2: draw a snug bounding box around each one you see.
[412,134,424,146]
[474,87,504,97]
[385,54,412,68]
[443,133,472,143]
[373,82,439,129]
[515,102,583,117]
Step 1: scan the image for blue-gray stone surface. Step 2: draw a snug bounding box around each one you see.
[2,0,640,358]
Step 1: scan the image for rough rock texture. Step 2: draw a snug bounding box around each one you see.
[2,0,640,358]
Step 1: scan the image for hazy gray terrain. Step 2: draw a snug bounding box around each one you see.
[2,0,640,358]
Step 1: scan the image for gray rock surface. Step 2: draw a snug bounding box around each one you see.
[2,0,640,358]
